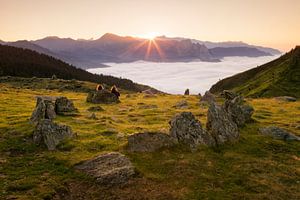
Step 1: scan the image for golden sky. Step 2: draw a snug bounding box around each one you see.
[0,0,299,51]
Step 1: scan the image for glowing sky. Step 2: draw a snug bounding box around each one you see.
[1,0,299,51]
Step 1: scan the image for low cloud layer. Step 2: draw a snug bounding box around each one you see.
[88,56,279,94]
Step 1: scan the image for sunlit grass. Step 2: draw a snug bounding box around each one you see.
[0,82,299,199]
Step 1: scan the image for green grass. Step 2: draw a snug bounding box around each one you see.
[0,80,299,199]
[210,47,300,98]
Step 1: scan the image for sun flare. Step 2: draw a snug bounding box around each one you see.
[142,32,160,40]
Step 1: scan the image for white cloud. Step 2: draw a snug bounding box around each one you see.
[88,56,280,94]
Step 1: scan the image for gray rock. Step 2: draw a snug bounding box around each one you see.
[75,152,135,185]
[33,119,74,150]
[30,96,56,124]
[87,106,104,112]
[87,90,120,104]
[223,95,254,127]
[127,132,177,152]
[173,100,189,109]
[275,96,297,102]
[259,126,300,141]
[206,103,239,145]
[169,112,215,149]
[55,96,78,115]
[184,89,190,95]
[200,91,215,103]
[87,113,98,120]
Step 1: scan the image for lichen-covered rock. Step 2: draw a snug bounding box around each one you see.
[223,95,254,127]
[75,152,135,185]
[173,100,189,109]
[55,96,78,115]
[206,103,239,145]
[87,90,120,104]
[30,96,56,124]
[200,91,215,103]
[259,126,300,141]
[33,119,74,150]
[169,112,215,149]
[127,132,177,152]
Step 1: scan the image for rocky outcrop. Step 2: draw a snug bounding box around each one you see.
[223,95,254,127]
[31,96,78,123]
[127,132,177,152]
[206,103,239,145]
[55,96,78,115]
[200,91,215,103]
[33,119,74,150]
[30,96,56,124]
[169,112,215,149]
[259,126,300,141]
[75,152,135,185]
[87,90,120,104]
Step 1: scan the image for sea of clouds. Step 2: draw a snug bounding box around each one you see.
[88,56,279,94]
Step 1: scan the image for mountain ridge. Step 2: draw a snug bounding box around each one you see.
[2,33,282,69]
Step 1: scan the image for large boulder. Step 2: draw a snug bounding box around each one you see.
[33,119,74,150]
[206,103,239,145]
[87,90,120,104]
[169,112,215,149]
[223,95,254,127]
[127,132,177,152]
[259,126,300,141]
[30,96,56,124]
[75,152,135,185]
[200,91,215,103]
[55,96,78,115]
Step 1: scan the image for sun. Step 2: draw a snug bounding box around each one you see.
[142,32,160,40]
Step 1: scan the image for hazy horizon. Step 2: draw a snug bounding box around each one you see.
[1,0,299,51]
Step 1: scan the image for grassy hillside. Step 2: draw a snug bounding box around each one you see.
[0,79,299,199]
[210,46,300,98]
[0,44,154,92]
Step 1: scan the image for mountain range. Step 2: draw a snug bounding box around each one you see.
[0,44,154,92]
[210,46,300,98]
[1,33,281,69]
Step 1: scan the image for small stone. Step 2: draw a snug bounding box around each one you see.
[259,126,300,141]
[173,100,189,109]
[127,132,177,152]
[75,152,135,185]
[275,96,297,102]
[184,89,190,95]
[87,106,104,112]
[87,113,98,120]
